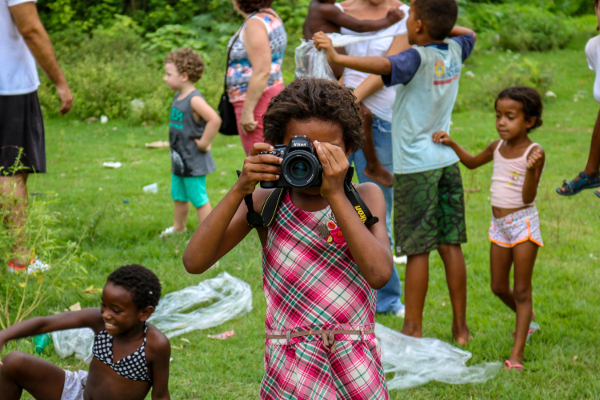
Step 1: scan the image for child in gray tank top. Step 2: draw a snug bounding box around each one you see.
[161,48,221,237]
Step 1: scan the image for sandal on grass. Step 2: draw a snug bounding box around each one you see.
[504,360,523,371]
[556,171,600,196]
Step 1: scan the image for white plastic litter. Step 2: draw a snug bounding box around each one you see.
[143,183,158,193]
[295,32,405,80]
[131,98,145,110]
[51,273,252,362]
[100,115,108,124]
[51,328,95,364]
[148,272,252,338]
[376,323,501,389]
[102,162,122,168]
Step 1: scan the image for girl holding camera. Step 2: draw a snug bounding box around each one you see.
[183,78,393,399]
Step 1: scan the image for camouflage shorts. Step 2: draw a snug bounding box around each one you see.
[393,163,467,256]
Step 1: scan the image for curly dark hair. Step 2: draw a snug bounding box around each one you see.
[412,0,458,40]
[164,47,205,83]
[263,78,365,152]
[234,0,274,14]
[495,86,544,132]
[107,264,162,309]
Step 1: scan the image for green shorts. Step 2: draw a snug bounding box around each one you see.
[171,174,209,208]
[393,163,467,256]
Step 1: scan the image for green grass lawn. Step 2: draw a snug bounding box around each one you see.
[2,45,600,399]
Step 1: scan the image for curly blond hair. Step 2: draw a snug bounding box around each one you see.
[164,47,205,83]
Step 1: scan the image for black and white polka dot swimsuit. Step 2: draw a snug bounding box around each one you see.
[92,322,151,382]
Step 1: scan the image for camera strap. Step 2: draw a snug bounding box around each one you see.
[343,167,379,228]
[237,168,379,229]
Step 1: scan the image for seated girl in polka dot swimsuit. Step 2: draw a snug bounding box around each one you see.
[0,264,171,400]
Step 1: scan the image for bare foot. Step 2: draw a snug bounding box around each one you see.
[364,163,394,188]
[401,321,422,338]
[452,324,472,346]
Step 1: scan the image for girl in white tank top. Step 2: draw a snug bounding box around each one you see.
[431,86,546,372]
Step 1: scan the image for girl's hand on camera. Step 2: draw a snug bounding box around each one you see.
[233,143,282,196]
[315,140,348,200]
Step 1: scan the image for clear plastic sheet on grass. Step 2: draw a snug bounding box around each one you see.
[375,323,501,389]
[148,272,252,338]
[51,328,95,364]
[52,272,252,361]
[295,32,406,80]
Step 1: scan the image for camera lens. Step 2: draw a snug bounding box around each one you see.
[281,152,320,188]
[291,161,308,178]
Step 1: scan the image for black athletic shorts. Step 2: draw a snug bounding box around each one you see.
[0,91,46,175]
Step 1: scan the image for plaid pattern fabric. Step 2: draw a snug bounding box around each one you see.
[260,192,389,400]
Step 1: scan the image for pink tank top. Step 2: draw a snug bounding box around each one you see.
[490,140,543,209]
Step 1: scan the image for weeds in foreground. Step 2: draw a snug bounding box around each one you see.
[0,152,89,328]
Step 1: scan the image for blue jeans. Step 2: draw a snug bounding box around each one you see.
[348,115,404,314]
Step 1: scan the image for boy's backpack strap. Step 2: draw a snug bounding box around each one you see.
[343,167,379,228]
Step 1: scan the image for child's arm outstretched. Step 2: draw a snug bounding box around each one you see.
[0,309,103,358]
[192,96,221,152]
[182,143,282,274]
[523,147,545,204]
[316,141,392,289]
[432,131,497,170]
[313,32,392,76]
[320,5,404,33]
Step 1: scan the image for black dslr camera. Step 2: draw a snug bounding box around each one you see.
[259,135,322,189]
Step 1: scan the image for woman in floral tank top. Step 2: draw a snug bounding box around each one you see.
[228,0,287,155]
[184,79,394,399]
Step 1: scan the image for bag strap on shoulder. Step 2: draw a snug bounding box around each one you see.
[236,167,378,229]
[223,9,279,91]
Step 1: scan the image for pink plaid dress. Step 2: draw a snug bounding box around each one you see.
[260,192,389,400]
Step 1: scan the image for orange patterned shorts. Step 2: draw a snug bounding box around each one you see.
[489,206,543,248]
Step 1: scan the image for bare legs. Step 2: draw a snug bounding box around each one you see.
[359,103,394,188]
[0,173,29,266]
[401,244,470,344]
[438,244,470,345]
[559,107,600,193]
[173,201,212,232]
[0,351,65,400]
[490,241,538,367]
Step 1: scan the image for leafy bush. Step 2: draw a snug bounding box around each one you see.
[455,55,554,112]
[463,5,580,51]
[143,24,210,60]
[459,0,595,16]
[39,17,171,123]
[37,0,309,37]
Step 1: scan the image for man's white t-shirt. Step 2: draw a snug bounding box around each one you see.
[338,3,409,122]
[0,0,40,95]
[585,34,600,104]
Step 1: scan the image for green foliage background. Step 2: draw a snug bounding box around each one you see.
[36,1,599,122]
